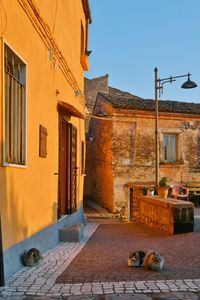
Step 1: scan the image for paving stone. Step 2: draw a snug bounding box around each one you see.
[11,291,25,295]
[1,292,13,296]
[114,289,124,293]
[26,292,37,296]
[156,283,169,289]
[152,289,160,293]
[16,287,28,292]
[36,292,46,296]
[92,290,104,294]
[104,290,114,294]
[82,291,93,295]
[62,293,71,296]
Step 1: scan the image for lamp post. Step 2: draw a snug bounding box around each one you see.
[154,67,198,187]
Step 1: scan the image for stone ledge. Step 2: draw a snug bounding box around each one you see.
[59,224,84,242]
[140,196,194,234]
[131,187,194,234]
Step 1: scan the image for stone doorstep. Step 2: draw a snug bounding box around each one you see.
[59,223,84,242]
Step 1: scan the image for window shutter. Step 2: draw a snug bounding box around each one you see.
[81,141,85,174]
[39,125,47,158]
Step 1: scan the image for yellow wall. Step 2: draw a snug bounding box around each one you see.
[0,0,88,250]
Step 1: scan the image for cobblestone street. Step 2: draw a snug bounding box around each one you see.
[1,205,200,299]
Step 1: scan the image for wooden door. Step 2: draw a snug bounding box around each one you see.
[58,118,67,216]
[70,124,77,213]
[58,118,77,217]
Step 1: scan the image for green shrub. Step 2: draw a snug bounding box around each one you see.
[159,176,168,187]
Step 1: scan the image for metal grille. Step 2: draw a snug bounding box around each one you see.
[4,46,26,165]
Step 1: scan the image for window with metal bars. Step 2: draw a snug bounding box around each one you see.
[4,44,26,165]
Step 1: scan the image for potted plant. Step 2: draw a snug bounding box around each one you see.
[157,176,169,198]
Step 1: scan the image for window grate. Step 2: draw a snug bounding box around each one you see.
[4,45,26,165]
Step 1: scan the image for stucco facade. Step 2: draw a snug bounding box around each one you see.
[0,0,91,281]
[85,76,200,219]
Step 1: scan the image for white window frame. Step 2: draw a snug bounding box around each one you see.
[3,40,27,168]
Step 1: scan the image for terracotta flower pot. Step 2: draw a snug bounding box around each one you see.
[157,187,169,198]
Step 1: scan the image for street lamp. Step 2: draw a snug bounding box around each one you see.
[154,67,198,187]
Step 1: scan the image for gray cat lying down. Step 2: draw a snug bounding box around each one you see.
[128,250,164,271]
[22,248,42,266]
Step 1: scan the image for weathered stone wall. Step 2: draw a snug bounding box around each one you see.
[84,96,114,212]
[84,75,110,204]
[112,113,200,217]
[84,75,109,132]
[159,119,200,183]
[112,117,155,215]
[140,195,194,234]
[127,185,194,234]
[84,140,93,199]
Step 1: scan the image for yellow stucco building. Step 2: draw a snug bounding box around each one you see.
[0,0,91,282]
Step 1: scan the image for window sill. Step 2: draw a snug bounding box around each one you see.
[2,162,27,168]
[160,161,183,167]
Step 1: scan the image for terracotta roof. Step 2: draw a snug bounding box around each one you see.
[98,86,200,115]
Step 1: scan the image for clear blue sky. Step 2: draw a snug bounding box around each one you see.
[86,0,200,103]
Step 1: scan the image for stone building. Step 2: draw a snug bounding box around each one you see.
[84,76,200,219]
[84,75,109,133]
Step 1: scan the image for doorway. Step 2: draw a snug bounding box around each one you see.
[58,117,77,218]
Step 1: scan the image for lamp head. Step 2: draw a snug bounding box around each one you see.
[86,50,92,56]
[181,74,198,89]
